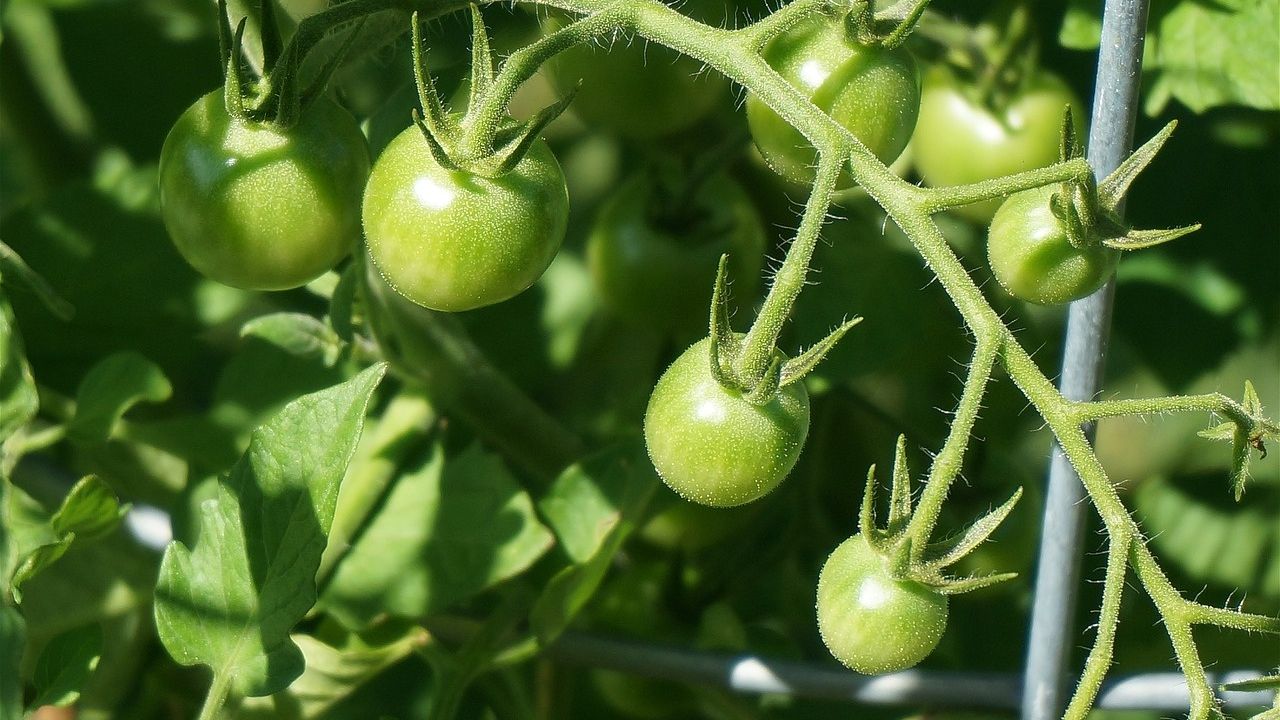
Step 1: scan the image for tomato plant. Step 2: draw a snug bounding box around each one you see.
[586,170,765,331]
[912,65,1085,223]
[746,13,919,186]
[986,184,1120,304]
[3,0,1277,719]
[362,123,570,312]
[158,91,370,290]
[816,533,949,674]
[644,337,810,508]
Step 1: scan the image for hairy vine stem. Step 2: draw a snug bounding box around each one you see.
[283,1,1277,716]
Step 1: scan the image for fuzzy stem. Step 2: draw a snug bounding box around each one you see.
[920,158,1093,214]
[904,333,1000,558]
[1063,531,1131,720]
[735,152,841,383]
[462,7,630,158]
[1070,392,1253,425]
[734,0,830,50]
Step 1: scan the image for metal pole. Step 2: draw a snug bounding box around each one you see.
[1020,0,1151,716]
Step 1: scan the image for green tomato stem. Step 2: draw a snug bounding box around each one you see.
[1062,532,1129,720]
[196,672,232,720]
[919,158,1092,214]
[1070,391,1254,426]
[462,7,631,159]
[363,269,583,483]
[735,0,831,51]
[903,333,999,560]
[736,153,841,383]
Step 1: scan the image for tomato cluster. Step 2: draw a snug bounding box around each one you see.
[153,1,1113,681]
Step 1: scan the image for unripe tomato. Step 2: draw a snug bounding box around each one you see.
[542,2,728,139]
[746,16,920,186]
[912,65,1086,223]
[817,534,949,674]
[158,91,370,290]
[361,125,569,312]
[585,172,765,332]
[644,337,810,508]
[986,184,1119,305]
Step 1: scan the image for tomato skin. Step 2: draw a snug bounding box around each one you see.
[644,337,810,508]
[816,534,949,674]
[746,17,919,186]
[912,65,1085,223]
[361,125,569,312]
[586,172,765,331]
[158,91,370,290]
[542,6,726,138]
[987,185,1119,305]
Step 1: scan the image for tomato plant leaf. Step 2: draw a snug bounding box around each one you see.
[240,313,346,367]
[322,442,553,629]
[0,240,73,321]
[237,627,428,719]
[0,291,38,450]
[30,622,103,708]
[67,352,172,444]
[1060,0,1279,113]
[530,441,659,645]
[538,440,658,563]
[10,475,127,603]
[153,364,385,697]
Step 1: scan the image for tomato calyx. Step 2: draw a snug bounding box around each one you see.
[214,0,363,128]
[1197,381,1280,501]
[1046,117,1200,255]
[855,435,1024,595]
[408,8,576,179]
[705,257,861,406]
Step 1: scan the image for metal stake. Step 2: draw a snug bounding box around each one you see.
[1020,0,1152,716]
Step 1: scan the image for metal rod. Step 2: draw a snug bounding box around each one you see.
[1019,0,1152,715]
[538,630,1275,712]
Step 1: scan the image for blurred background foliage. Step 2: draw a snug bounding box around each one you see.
[0,0,1276,716]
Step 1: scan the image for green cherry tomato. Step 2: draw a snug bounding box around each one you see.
[987,185,1119,305]
[542,3,727,139]
[817,534,949,674]
[586,172,765,331]
[746,17,920,186]
[361,125,570,312]
[158,91,370,290]
[644,337,810,508]
[912,65,1085,223]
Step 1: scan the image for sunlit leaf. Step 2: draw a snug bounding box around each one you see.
[154,365,385,697]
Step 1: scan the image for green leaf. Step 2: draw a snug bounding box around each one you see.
[322,442,553,629]
[1135,474,1279,599]
[10,476,127,603]
[241,313,346,367]
[0,240,73,320]
[0,291,39,448]
[0,605,23,720]
[65,352,171,444]
[530,442,659,645]
[538,440,658,564]
[1148,0,1280,113]
[153,364,386,697]
[237,627,428,720]
[30,622,103,707]
[51,475,129,540]
[1061,0,1280,113]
